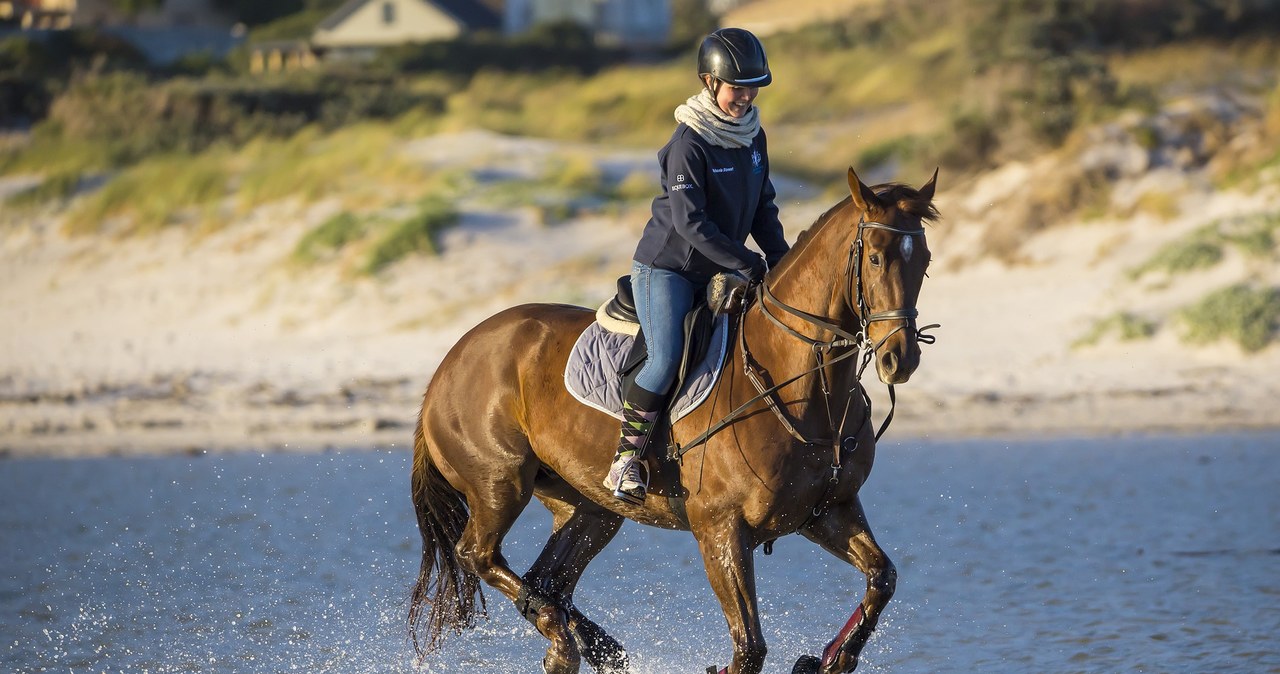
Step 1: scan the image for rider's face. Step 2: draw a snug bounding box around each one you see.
[707,78,759,119]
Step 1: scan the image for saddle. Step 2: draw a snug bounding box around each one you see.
[595,273,748,403]
[566,273,747,426]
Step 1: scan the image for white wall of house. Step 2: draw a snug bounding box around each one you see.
[313,0,464,48]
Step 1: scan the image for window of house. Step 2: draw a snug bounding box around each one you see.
[382,1,395,24]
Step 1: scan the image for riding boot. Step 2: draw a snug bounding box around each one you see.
[603,384,665,505]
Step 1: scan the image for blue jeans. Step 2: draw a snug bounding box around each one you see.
[631,261,700,396]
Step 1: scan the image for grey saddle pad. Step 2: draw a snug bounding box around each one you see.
[563,318,730,423]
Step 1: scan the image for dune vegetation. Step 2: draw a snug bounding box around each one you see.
[2,0,1280,347]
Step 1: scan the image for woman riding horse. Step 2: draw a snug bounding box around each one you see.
[605,27,790,506]
[408,28,941,674]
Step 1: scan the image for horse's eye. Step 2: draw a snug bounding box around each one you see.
[868,253,882,267]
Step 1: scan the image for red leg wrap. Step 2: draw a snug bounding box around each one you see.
[821,604,866,668]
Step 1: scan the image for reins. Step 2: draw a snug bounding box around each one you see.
[673,217,939,478]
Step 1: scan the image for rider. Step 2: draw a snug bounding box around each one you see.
[604,27,790,505]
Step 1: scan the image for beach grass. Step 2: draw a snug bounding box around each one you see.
[362,197,458,274]
[1073,312,1159,349]
[1177,284,1280,353]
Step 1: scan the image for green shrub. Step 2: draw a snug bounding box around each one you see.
[362,198,458,274]
[613,169,656,202]
[1072,312,1158,348]
[235,123,430,213]
[938,108,1000,171]
[1129,213,1280,279]
[534,202,578,227]
[1177,284,1280,353]
[1127,226,1224,279]
[548,155,605,195]
[3,169,81,208]
[8,70,443,174]
[292,211,366,264]
[1221,212,1280,259]
[64,153,229,235]
[377,22,624,78]
[857,136,918,171]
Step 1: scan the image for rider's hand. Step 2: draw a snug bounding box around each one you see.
[740,255,767,283]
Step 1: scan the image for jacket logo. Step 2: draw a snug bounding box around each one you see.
[752,150,763,174]
[711,167,734,174]
[677,174,686,182]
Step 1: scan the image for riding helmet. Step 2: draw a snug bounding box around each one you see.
[697,28,772,88]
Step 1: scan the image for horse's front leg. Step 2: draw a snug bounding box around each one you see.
[797,495,895,674]
[693,518,767,674]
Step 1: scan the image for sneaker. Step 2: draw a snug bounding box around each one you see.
[603,453,648,505]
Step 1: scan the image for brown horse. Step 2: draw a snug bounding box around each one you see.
[408,167,939,674]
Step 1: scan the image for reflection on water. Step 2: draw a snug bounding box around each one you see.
[2,433,1278,673]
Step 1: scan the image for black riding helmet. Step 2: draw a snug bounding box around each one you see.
[698,28,772,89]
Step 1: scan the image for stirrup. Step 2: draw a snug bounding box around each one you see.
[606,455,649,505]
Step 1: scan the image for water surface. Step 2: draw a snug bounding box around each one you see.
[3,433,1278,673]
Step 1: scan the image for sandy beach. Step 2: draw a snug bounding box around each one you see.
[2,127,1278,458]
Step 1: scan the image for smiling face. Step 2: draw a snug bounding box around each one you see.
[704,76,759,118]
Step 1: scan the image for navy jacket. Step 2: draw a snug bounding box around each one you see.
[633,124,789,283]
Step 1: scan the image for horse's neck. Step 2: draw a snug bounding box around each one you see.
[744,202,863,400]
[767,201,860,339]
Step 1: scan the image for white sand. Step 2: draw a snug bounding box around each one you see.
[2,128,1278,458]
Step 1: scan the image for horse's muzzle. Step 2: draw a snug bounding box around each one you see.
[875,335,921,385]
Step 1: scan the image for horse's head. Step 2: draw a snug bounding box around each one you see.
[846,167,939,385]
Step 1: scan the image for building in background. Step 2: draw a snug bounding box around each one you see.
[251,0,501,72]
[1,0,76,29]
[0,0,243,63]
[311,0,500,52]
[503,0,670,47]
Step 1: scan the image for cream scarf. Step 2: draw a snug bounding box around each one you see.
[673,89,760,149]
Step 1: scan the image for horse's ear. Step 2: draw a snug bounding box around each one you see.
[847,167,878,213]
[919,167,939,202]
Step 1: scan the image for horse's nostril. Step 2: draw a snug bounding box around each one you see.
[880,351,898,374]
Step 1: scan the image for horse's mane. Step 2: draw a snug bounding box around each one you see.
[773,182,938,275]
[874,183,941,223]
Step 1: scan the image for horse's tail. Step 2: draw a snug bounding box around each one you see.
[408,417,485,658]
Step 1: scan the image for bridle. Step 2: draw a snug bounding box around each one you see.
[763,215,932,354]
[673,213,938,476]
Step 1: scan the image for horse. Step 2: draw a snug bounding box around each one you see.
[408,167,939,674]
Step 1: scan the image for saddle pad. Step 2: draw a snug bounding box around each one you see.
[564,317,730,423]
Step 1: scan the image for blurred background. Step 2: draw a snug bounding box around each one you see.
[3,4,1280,674]
[2,0,1279,456]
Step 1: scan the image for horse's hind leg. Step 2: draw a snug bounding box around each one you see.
[799,494,896,674]
[449,459,583,674]
[526,490,629,673]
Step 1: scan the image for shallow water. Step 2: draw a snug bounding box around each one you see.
[3,433,1278,673]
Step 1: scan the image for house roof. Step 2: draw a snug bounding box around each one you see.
[317,0,500,32]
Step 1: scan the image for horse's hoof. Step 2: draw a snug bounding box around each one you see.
[791,654,821,674]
